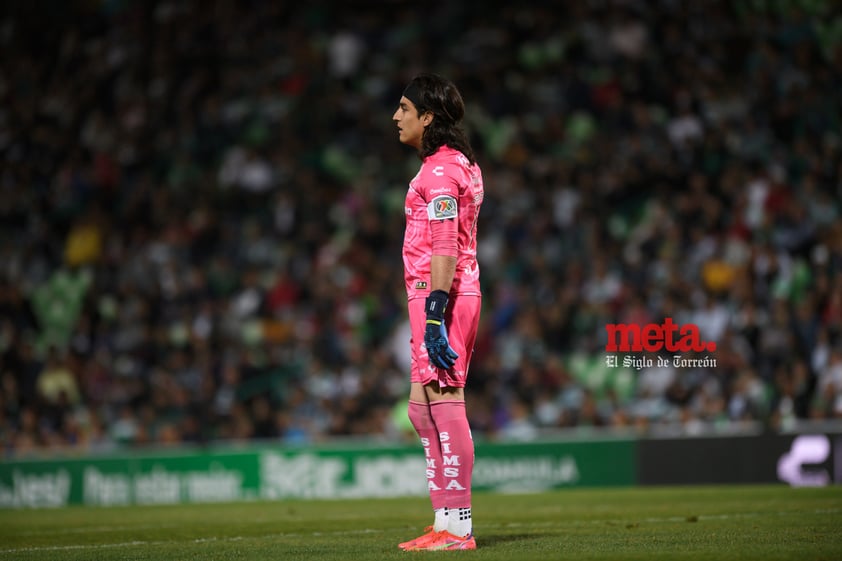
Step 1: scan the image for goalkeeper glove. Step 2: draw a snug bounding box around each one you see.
[424,290,459,370]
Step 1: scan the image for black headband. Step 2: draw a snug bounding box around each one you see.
[402,82,422,107]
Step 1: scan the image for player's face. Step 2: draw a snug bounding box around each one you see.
[393,96,431,149]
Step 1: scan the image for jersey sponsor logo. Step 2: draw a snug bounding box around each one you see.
[427,195,457,220]
[415,281,428,290]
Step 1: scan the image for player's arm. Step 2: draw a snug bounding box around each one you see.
[430,254,456,293]
[428,191,458,293]
[424,184,460,369]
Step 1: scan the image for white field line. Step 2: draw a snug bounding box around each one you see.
[1,508,839,555]
[15,523,180,536]
[0,529,382,555]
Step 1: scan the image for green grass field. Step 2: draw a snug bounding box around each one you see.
[1,485,840,560]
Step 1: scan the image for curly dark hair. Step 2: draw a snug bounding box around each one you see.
[406,73,476,165]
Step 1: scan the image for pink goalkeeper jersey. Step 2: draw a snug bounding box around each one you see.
[403,146,483,300]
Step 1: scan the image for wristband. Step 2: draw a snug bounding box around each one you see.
[424,289,449,320]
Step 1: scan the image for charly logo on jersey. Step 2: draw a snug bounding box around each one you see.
[427,195,457,220]
[432,165,445,176]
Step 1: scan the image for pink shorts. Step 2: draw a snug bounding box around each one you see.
[409,294,481,388]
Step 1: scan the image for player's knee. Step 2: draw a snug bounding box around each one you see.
[408,400,433,431]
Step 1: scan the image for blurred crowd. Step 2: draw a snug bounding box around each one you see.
[1,0,841,457]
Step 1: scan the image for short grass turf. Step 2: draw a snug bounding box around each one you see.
[1,485,840,561]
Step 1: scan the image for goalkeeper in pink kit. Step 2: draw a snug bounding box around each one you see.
[393,73,483,551]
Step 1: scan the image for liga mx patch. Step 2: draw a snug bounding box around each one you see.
[415,281,428,290]
[427,195,457,220]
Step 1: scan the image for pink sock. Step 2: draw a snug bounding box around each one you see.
[429,400,474,508]
[408,400,446,510]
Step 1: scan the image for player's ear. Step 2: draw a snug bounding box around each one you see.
[421,111,434,127]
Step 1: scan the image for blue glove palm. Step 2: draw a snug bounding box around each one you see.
[424,290,459,370]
